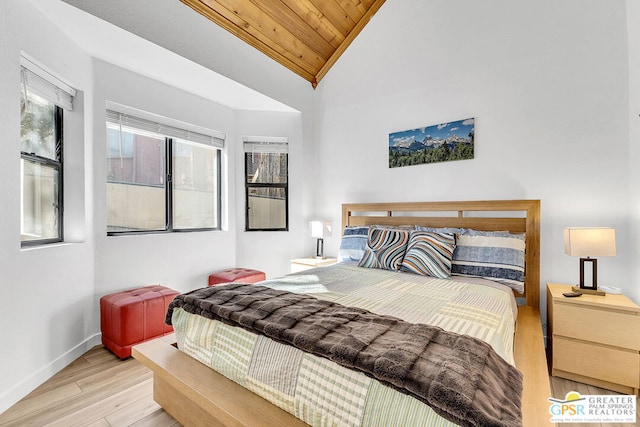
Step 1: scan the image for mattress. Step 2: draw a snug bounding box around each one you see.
[171,263,519,426]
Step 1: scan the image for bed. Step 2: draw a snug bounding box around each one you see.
[133,200,552,427]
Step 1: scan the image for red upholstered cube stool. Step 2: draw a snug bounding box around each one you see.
[208,268,266,286]
[100,285,179,359]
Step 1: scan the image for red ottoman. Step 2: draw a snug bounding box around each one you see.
[208,268,266,286]
[100,285,179,359]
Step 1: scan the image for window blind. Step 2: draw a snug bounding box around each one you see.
[106,110,224,149]
[243,136,289,154]
[20,55,76,111]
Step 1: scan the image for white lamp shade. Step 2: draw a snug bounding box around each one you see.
[310,221,332,238]
[564,227,616,257]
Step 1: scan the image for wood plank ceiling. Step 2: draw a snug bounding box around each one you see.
[179,0,387,88]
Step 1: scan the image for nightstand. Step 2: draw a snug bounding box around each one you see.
[290,257,337,273]
[547,282,640,396]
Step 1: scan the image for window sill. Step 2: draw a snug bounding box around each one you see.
[20,241,80,251]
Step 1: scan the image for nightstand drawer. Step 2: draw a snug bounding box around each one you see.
[554,301,640,350]
[554,337,640,388]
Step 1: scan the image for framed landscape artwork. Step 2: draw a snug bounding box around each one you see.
[389,118,475,168]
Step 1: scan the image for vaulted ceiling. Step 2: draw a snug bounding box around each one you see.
[179,0,387,88]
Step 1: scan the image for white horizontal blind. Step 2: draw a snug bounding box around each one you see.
[243,136,289,153]
[106,110,224,148]
[20,55,76,110]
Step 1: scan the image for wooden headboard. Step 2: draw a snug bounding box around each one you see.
[342,200,541,308]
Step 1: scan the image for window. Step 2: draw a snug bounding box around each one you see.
[244,137,288,231]
[20,56,75,246]
[106,109,223,234]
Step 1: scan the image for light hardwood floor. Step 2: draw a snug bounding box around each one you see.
[0,346,180,427]
[1,345,639,427]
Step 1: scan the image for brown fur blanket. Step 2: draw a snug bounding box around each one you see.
[167,283,523,427]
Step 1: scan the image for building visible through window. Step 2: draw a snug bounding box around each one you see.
[244,137,289,231]
[105,109,224,234]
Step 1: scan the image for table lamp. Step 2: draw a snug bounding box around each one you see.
[310,220,332,259]
[563,227,616,295]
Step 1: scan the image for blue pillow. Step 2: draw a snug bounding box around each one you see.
[452,230,526,293]
[415,225,463,235]
[337,226,369,263]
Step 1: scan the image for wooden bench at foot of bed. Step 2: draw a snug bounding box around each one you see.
[132,334,307,427]
[132,306,554,427]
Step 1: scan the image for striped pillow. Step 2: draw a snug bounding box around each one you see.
[358,228,409,271]
[452,231,526,293]
[400,231,456,278]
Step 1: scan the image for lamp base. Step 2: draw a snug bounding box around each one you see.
[572,285,606,296]
[315,238,324,259]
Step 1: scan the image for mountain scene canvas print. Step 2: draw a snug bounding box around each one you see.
[389,118,475,168]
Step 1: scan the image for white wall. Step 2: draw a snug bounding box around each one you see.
[55,0,320,275]
[627,0,640,305]
[314,0,632,317]
[234,110,307,278]
[91,63,309,289]
[0,0,96,413]
[91,59,239,297]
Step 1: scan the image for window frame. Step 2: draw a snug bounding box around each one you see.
[106,110,223,236]
[244,138,289,232]
[20,93,64,247]
[167,137,223,234]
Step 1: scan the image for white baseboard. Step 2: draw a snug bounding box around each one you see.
[0,333,102,415]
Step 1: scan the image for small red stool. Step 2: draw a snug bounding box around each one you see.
[100,285,179,359]
[208,268,266,286]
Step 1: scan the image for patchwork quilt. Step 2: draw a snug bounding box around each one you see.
[171,264,520,427]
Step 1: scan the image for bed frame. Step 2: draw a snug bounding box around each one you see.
[133,199,553,427]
